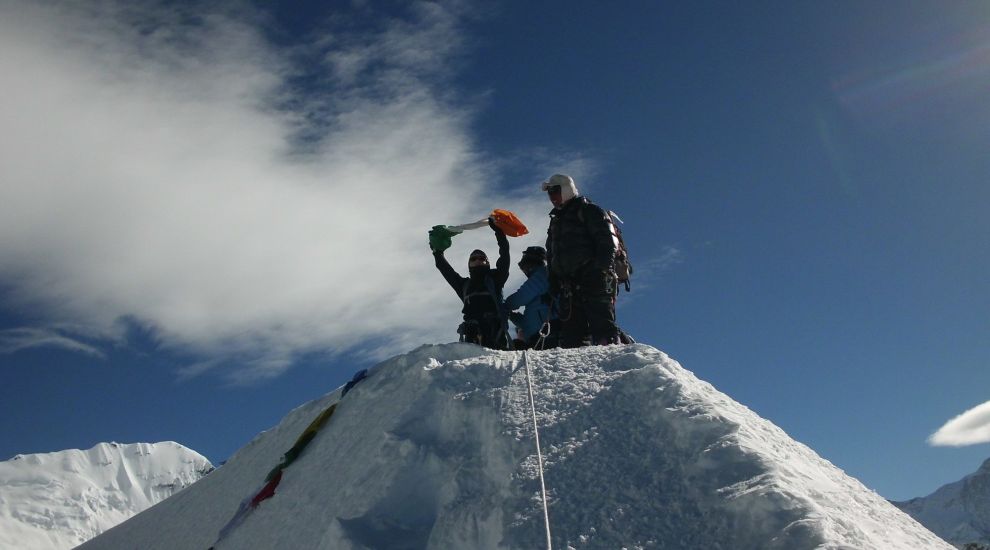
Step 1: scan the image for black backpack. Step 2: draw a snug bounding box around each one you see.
[577,203,634,292]
[606,210,633,291]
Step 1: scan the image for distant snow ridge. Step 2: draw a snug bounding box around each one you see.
[81,343,949,549]
[895,457,990,548]
[0,441,213,550]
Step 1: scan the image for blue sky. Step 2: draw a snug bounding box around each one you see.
[0,1,988,501]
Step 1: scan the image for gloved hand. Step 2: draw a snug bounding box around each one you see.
[429,225,455,253]
[490,217,509,237]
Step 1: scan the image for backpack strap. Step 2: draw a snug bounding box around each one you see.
[462,279,500,308]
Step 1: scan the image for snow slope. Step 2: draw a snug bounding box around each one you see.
[0,441,213,550]
[81,343,949,549]
[894,457,990,548]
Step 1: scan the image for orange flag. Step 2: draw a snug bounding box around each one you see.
[490,209,529,237]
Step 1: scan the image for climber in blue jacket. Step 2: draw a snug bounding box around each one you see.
[504,246,559,349]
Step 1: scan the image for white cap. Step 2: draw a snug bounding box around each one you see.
[540,174,579,203]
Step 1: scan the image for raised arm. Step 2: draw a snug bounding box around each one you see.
[491,219,510,287]
[433,251,465,296]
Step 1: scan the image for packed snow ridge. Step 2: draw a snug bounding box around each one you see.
[895,457,990,548]
[0,441,213,550]
[82,343,949,549]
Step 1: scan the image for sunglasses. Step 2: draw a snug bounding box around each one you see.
[546,185,562,195]
[469,256,488,263]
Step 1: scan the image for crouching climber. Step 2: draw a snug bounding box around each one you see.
[504,246,558,349]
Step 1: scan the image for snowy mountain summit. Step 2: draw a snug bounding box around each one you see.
[0,441,213,550]
[81,343,948,549]
[895,457,990,548]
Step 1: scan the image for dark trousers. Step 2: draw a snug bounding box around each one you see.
[460,316,510,350]
[558,270,618,348]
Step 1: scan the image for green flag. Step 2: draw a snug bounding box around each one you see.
[429,225,463,253]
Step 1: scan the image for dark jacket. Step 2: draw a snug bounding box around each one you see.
[546,196,617,279]
[433,228,510,320]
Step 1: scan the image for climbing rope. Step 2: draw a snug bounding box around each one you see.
[522,350,553,550]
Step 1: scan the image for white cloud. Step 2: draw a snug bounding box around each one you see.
[929,401,990,447]
[636,246,684,279]
[0,1,556,380]
[0,328,105,358]
[617,246,683,295]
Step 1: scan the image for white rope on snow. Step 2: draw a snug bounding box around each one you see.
[522,350,553,550]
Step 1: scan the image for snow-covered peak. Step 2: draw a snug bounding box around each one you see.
[81,343,948,549]
[895,456,990,548]
[0,441,213,550]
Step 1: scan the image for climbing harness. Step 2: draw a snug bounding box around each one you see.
[522,351,553,550]
[534,320,552,351]
[532,294,555,351]
[460,276,512,350]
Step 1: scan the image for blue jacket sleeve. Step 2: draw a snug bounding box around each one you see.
[504,270,549,311]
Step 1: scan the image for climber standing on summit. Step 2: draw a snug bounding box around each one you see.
[432,218,512,350]
[543,174,621,347]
